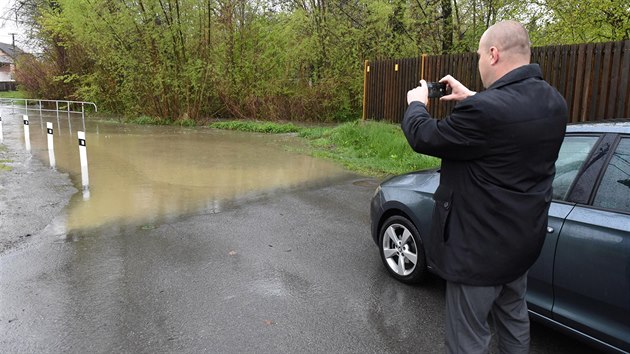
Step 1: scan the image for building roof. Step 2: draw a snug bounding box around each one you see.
[0,42,25,59]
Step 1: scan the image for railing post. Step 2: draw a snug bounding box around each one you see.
[66,101,72,133]
[0,99,97,136]
[56,101,61,134]
[81,102,86,131]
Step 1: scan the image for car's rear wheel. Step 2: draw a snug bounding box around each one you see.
[379,215,427,284]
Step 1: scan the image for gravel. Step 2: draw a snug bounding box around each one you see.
[0,139,76,254]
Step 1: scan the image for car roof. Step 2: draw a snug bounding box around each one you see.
[566,119,630,134]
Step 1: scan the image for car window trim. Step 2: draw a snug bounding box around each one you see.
[562,133,606,204]
[587,134,630,215]
[551,199,578,207]
[578,203,630,216]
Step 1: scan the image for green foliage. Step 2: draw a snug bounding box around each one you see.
[209,121,301,134]
[520,0,630,45]
[128,116,171,125]
[178,118,197,127]
[0,145,12,172]
[11,0,629,124]
[209,119,440,176]
[0,160,12,172]
[310,121,440,175]
[0,90,28,99]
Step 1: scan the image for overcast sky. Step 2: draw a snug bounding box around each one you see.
[0,0,33,52]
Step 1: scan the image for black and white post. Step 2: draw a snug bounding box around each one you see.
[47,122,56,168]
[78,131,89,190]
[0,115,3,144]
[23,115,31,152]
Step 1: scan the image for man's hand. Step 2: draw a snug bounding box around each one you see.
[407,79,429,105]
[439,75,476,102]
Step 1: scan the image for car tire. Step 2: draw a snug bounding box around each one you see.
[378,215,427,284]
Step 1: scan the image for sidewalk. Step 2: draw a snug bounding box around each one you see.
[0,131,76,254]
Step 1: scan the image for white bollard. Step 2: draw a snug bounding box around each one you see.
[23,115,31,152]
[78,131,89,189]
[0,115,3,143]
[47,122,56,168]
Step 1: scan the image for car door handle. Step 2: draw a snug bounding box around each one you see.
[547,227,554,233]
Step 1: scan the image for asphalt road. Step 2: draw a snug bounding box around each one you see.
[0,174,598,353]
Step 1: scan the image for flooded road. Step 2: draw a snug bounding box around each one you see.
[0,109,594,353]
[4,110,350,231]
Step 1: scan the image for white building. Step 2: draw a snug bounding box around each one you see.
[0,42,23,82]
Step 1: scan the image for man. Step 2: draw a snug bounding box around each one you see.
[401,21,568,353]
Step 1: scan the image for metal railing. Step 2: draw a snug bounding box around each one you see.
[0,98,98,131]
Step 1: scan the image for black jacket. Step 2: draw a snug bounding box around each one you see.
[402,64,568,286]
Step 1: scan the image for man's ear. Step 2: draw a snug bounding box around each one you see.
[490,46,500,65]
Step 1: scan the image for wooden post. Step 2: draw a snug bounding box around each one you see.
[362,60,369,120]
[421,54,427,79]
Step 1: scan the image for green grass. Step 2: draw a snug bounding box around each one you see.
[0,160,12,171]
[0,90,28,99]
[124,116,199,127]
[209,120,440,176]
[209,121,301,134]
[127,115,172,125]
[0,146,12,172]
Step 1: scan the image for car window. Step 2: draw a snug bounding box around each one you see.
[592,138,630,213]
[553,136,599,201]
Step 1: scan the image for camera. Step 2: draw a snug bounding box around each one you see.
[420,81,447,98]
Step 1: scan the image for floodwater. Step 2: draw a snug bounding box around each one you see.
[0,109,590,353]
[3,110,351,231]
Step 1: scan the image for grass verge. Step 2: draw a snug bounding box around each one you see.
[0,160,12,172]
[209,120,440,177]
[126,115,197,127]
[0,90,28,99]
[0,146,12,172]
[210,121,301,134]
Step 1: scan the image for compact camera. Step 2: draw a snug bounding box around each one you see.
[420,81,447,98]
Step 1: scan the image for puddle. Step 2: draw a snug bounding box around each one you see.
[3,113,351,230]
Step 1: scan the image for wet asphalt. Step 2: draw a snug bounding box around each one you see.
[0,174,597,353]
[0,107,597,353]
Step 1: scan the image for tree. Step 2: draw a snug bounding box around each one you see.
[524,0,630,45]
[9,0,629,122]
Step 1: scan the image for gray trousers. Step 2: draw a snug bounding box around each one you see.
[445,273,530,354]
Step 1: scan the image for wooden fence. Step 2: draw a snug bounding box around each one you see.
[363,40,630,123]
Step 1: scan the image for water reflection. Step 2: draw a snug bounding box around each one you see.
[8,112,350,231]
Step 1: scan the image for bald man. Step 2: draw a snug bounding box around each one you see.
[402,21,568,353]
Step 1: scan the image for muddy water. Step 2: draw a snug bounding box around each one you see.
[9,113,351,231]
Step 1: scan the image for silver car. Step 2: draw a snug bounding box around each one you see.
[369,121,630,353]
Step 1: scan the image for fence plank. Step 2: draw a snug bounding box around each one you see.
[588,44,603,121]
[607,42,621,118]
[617,40,630,118]
[364,40,629,123]
[580,44,595,122]
[557,45,569,100]
[552,45,562,88]
[572,44,587,122]
[598,42,613,119]
[565,45,578,117]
